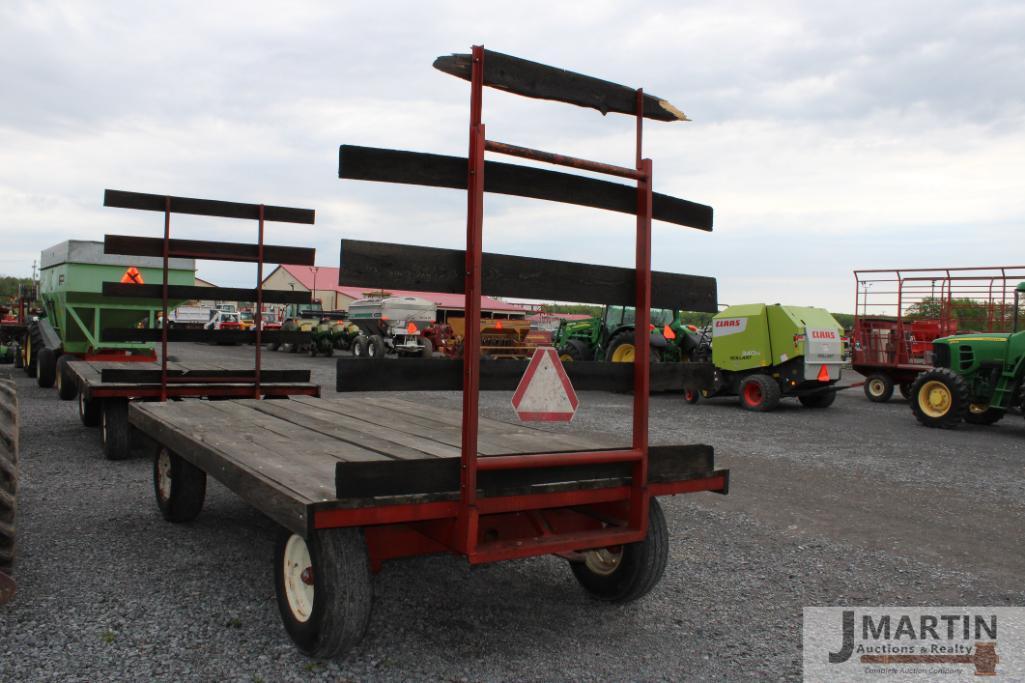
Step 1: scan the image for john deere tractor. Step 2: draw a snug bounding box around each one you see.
[909,281,1025,429]
[555,305,686,362]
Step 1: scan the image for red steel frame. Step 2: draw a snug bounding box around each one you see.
[852,265,1025,378]
[313,45,725,567]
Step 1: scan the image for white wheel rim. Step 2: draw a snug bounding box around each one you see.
[79,392,85,417]
[101,409,107,443]
[283,534,315,623]
[156,449,172,501]
[869,379,885,396]
[56,371,61,391]
[583,546,623,576]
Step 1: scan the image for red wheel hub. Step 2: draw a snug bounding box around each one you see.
[743,381,762,407]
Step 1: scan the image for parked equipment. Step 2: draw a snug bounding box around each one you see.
[852,266,1025,402]
[555,306,691,363]
[348,295,436,358]
[909,281,1025,429]
[428,317,535,359]
[23,240,195,393]
[683,304,844,411]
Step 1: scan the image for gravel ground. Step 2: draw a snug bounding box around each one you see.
[1,343,1023,682]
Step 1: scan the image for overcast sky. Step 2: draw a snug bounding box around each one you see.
[2,1,1023,312]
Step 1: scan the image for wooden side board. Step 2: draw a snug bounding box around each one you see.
[104,234,316,266]
[102,282,311,305]
[338,145,713,231]
[102,328,311,344]
[104,189,316,224]
[339,239,717,312]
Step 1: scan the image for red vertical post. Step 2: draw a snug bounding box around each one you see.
[631,89,651,530]
[160,196,171,402]
[895,273,904,364]
[458,44,486,553]
[254,204,265,398]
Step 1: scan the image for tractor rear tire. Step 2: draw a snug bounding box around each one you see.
[36,347,56,388]
[0,375,19,605]
[569,497,668,603]
[739,374,781,412]
[964,404,1004,426]
[910,368,969,429]
[420,337,434,358]
[799,390,836,409]
[367,335,385,359]
[12,344,22,369]
[21,334,36,378]
[101,399,132,460]
[274,526,372,658]
[79,392,101,427]
[154,447,206,522]
[605,332,637,363]
[559,339,590,362]
[56,356,77,400]
[864,373,894,402]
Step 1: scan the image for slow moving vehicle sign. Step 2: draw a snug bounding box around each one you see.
[511,347,579,422]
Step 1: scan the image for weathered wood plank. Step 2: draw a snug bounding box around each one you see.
[336,358,712,393]
[432,50,688,122]
[102,282,311,305]
[104,234,316,265]
[338,146,713,231]
[104,189,316,224]
[339,239,717,312]
[99,368,311,384]
[335,444,715,498]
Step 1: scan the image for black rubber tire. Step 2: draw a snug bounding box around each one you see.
[683,387,700,404]
[559,339,590,362]
[270,341,282,351]
[605,331,638,363]
[909,367,969,429]
[964,405,1004,426]
[739,374,781,411]
[570,498,668,603]
[101,399,132,460]
[36,347,56,389]
[864,373,894,403]
[898,382,913,400]
[153,447,206,522]
[12,343,22,369]
[799,390,837,409]
[352,337,367,358]
[274,527,372,658]
[21,334,36,378]
[79,392,101,427]
[0,375,18,604]
[420,337,434,358]
[56,356,77,400]
[367,335,385,359]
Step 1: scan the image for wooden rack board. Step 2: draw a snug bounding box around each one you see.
[69,361,320,400]
[129,395,724,536]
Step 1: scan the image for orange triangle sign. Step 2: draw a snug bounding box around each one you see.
[120,267,144,284]
[817,364,830,382]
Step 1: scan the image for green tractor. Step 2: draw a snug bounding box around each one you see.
[683,304,845,411]
[909,281,1025,429]
[308,312,360,357]
[555,305,688,362]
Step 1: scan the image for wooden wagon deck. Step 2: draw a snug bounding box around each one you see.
[68,360,321,399]
[130,395,724,537]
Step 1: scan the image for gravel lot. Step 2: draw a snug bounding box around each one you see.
[1,343,1023,682]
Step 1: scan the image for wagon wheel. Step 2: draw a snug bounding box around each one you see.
[101,398,132,460]
[569,497,668,603]
[274,527,372,658]
[863,373,894,402]
[56,355,77,401]
[0,374,18,605]
[78,392,101,427]
[153,447,206,522]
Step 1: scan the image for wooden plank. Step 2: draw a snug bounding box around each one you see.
[99,368,311,383]
[104,189,315,224]
[104,235,316,265]
[102,282,311,305]
[338,146,713,231]
[335,444,715,499]
[102,328,309,344]
[243,399,450,460]
[339,239,716,311]
[432,50,688,122]
[362,396,605,452]
[335,358,711,393]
